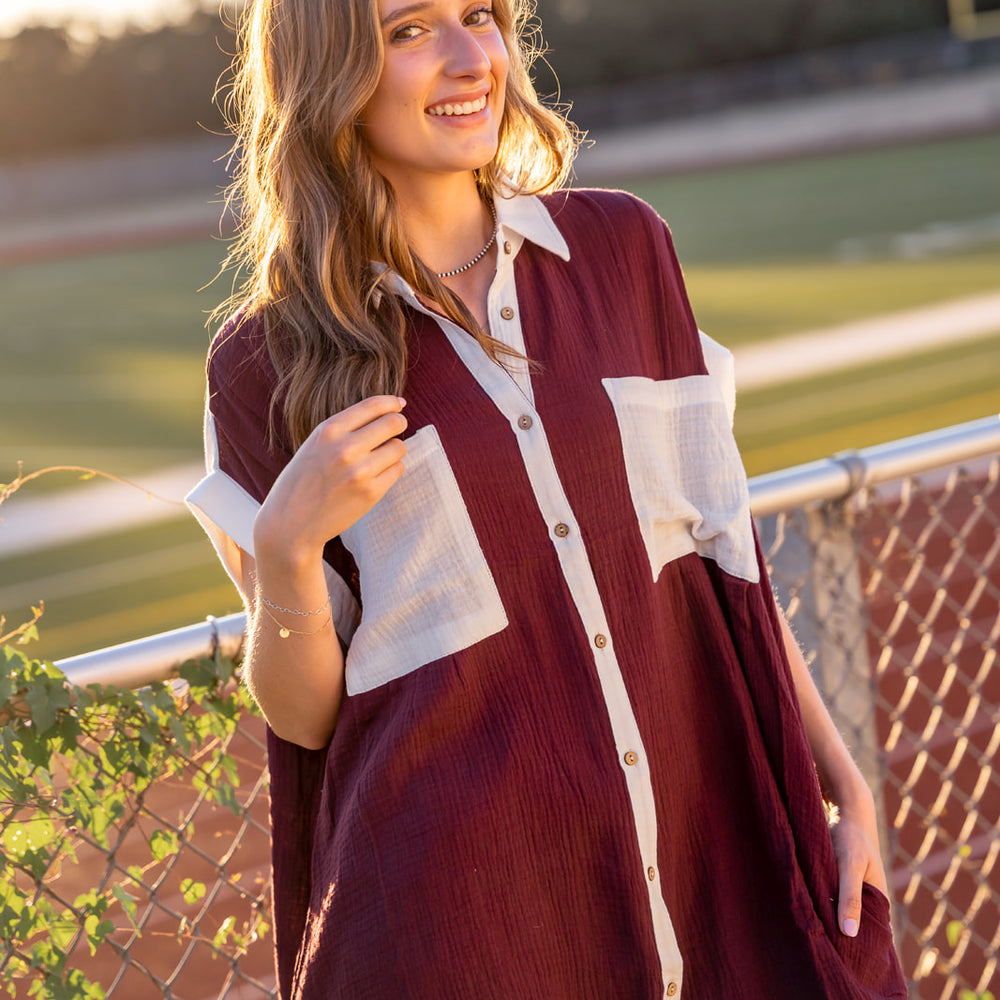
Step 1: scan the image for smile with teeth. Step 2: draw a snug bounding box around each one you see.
[427,95,488,117]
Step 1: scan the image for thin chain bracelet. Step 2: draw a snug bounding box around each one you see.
[253,574,331,617]
[260,594,331,617]
[260,603,333,639]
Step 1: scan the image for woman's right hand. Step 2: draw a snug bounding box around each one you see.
[253,394,407,568]
[241,395,407,749]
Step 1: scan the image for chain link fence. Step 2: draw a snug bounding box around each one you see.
[2,418,998,999]
[761,442,1000,999]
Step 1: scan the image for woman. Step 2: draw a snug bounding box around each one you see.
[187,0,907,996]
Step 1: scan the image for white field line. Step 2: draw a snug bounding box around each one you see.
[0,291,997,559]
[0,463,202,558]
[731,289,1000,392]
[575,65,1000,181]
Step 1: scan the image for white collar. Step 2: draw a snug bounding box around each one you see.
[374,191,570,303]
[494,191,571,262]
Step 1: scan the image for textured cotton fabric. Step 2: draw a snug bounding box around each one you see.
[190,188,906,999]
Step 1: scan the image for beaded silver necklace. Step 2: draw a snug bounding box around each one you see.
[435,202,498,278]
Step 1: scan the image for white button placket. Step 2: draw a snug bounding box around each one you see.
[487,227,534,407]
[431,306,684,1000]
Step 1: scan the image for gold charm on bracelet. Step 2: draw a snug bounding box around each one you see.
[261,603,332,638]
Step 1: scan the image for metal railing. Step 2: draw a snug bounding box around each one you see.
[5,415,1000,999]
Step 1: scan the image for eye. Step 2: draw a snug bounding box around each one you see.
[465,6,495,27]
[389,21,424,42]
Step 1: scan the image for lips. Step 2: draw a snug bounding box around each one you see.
[426,94,489,117]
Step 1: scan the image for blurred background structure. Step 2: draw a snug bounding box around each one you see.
[0,1,997,996]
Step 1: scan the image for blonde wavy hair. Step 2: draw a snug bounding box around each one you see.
[217,0,579,449]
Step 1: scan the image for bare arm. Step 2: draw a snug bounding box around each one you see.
[239,395,407,750]
[778,608,889,937]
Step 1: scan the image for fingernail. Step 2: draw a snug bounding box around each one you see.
[398,397,407,407]
[843,918,859,937]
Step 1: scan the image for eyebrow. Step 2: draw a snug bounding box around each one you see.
[381,1,434,26]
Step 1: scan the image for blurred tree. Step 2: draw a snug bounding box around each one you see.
[0,12,234,161]
[0,27,82,157]
[0,1,951,162]
[533,0,947,87]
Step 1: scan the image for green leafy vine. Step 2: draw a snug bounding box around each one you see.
[0,635,264,999]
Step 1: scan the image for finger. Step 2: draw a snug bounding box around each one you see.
[837,856,866,937]
[328,395,406,435]
[355,437,408,482]
[362,455,406,505]
[327,439,407,512]
[345,410,409,455]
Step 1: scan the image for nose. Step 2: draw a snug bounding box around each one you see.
[442,22,491,80]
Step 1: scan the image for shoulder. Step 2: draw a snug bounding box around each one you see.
[206,306,277,403]
[538,188,682,279]
[539,187,671,243]
[204,306,288,460]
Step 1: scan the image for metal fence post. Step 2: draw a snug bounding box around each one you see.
[805,502,890,834]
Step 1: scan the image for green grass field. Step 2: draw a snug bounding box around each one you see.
[1,132,998,660]
[624,133,1000,264]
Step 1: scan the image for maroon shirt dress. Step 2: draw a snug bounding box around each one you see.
[188,188,907,999]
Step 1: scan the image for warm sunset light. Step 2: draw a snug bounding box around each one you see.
[1,2,996,995]
[0,0,201,37]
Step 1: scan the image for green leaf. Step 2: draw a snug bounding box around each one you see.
[30,937,65,976]
[88,804,113,851]
[946,919,964,949]
[179,658,217,692]
[2,817,55,859]
[15,624,39,646]
[83,913,114,955]
[73,891,108,918]
[16,847,51,881]
[210,778,240,816]
[212,915,235,954]
[48,911,79,951]
[149,829,179,862]
[166,715,192,755]
[111,885,139,932]
[2,954,29,989]
[179,879,206,905]
[63,968,106,999]
[23,679,69,737]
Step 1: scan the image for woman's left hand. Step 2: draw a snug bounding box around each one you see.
[830,787,889,937]
[776,605,891,938]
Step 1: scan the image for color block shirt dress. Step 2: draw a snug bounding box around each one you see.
[187,188,907,999]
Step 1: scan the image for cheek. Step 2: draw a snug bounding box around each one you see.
[380,65,426,116]
[490,38,510,90]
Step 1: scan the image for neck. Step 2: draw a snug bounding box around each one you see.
[393,173,494,278]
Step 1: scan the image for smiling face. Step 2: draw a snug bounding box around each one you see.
[362,0,509,198]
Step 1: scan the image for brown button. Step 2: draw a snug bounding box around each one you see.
[517,414,533,430]
[554,523,570,538]
[503,240,513,254]
[647,866,656,882]
[500,306,515,320]
[594,634,608,649]
[666,984,679,997]
[624,751,638,766]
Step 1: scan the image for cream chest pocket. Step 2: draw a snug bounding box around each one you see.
[602,374,759,584]
[340,424,508,695]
